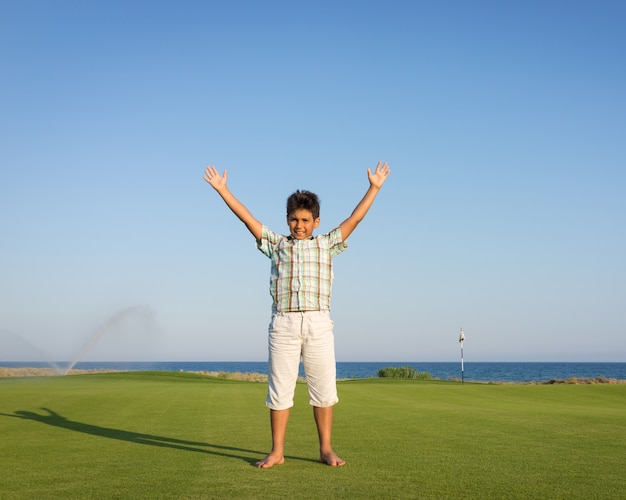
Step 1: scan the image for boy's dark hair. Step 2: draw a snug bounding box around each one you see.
[286,190,320,219]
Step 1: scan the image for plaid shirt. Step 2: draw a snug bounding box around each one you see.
[257,225,347,312]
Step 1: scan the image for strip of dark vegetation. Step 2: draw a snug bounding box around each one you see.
[2,367,625,384]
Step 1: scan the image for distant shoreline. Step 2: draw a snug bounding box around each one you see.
[0,367,121,377]
[1,367,624,384]
[0,367,269,381]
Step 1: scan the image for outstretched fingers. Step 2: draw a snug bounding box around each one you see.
[368,161,390,188]
[376,161,390,176]
[203,165,227,189]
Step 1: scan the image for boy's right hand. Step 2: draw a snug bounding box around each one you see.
[203,166,227,192]
[367,161,390,189]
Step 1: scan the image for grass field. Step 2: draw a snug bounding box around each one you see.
[1,372,625,499]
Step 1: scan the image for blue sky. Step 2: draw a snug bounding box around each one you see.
[1,0,624,363]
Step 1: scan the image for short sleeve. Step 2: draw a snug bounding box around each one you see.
[257,225,283,258]
[328,226,348,257]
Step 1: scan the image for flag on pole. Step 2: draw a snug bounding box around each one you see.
[459,328,465,383]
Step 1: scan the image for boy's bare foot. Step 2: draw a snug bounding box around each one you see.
[319,451,345,467]
[255,453,285,468]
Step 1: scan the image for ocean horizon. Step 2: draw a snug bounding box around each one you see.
[2,361,625,383]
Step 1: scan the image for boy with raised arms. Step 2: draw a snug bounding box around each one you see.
[203,161,390,468]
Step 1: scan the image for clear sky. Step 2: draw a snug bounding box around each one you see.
[1,0,624,363]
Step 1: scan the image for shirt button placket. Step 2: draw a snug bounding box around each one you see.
[297,242,304,309]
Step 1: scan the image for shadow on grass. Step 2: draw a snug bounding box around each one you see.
[1,408,318,466]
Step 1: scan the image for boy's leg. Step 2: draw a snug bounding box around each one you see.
[302,312,345,466]
[255,409,290,468]
[314,406,345,466]
[258,312,301,468]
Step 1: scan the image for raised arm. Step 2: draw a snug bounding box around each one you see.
[339,161,390,241]
[203,166,263,241]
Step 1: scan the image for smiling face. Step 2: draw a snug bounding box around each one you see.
[287,208,320,240]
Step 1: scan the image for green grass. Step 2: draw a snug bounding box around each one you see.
[1,372,625,499]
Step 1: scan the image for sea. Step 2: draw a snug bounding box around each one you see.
[2,361,625,383]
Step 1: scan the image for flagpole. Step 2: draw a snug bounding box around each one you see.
[459,328,465,384]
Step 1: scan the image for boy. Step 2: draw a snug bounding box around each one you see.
[203,161,390,468]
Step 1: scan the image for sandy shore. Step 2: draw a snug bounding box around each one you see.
[0,367,269,382]
[1,367,624,384]
[0,367,119,377]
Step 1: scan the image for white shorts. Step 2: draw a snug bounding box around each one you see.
[266,311,338,410]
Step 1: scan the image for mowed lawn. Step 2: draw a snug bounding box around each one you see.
[1,372,625,499]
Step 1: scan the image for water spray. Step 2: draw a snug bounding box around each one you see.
[63,305,151,375]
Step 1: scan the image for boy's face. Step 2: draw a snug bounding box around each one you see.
[287,209,320,240]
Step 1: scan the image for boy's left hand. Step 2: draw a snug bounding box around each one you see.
[367,161,391,188]
[203,165,228,192]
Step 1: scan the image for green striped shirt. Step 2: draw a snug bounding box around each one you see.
[257,225,347,312]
